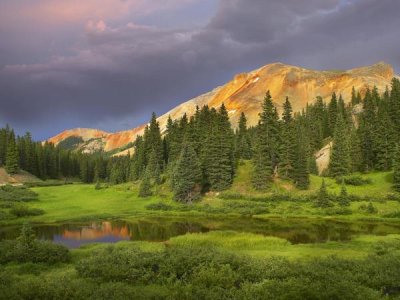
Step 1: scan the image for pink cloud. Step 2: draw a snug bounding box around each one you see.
[1,0,201,24]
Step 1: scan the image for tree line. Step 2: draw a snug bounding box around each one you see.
[1,77,400,201]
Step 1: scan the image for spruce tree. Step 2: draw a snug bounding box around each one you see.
[314,179,331,208]
[359,88,377,171]
[258,91,280,169]
[206,104,235,191]
[139,167,152,197]
[329,114,351,177]
[5,130,19,174]
[279,97,296,179]
[252,127,273,190]
[374,101,395,171]
[393,145,400,192]
[172,143,202,203]
[338,179,350,206]
[144,113,164,170]
[292,126,310,189]
[328,92,338,136]
[235,112,252,160]
[252,91,278,190]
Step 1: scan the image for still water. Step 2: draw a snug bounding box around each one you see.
[1,217,399,248]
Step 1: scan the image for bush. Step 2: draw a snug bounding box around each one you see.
[358,202,378,214]
[323,207,352,215]
[386,193,400,201]
[146,202,174,211]
[0,223,69,264]
[337,175,372,186]
[382,211,400,218]
[10,205,45,217]
[0,185,38,201]
[73,243,400,299]
[223,201,269,216]
[25,180,68,187]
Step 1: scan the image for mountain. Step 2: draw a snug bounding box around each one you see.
[47,61,397,154]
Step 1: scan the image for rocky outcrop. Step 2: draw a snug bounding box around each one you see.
[47,62,397,153]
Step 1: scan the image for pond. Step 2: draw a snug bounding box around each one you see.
[1,217,400,248]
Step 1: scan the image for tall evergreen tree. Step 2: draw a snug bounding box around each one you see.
[235,112,252,160]
[144,113,164,170]
[206,104,235,191]
[314,179,331,208]
[279,97,296,179]
[328,92,338,136]
[338,179,350,207]
[393,145,400,192]
[329,114,351,177]
[292,126,310,189]
[172,143,202,203]
[5,130,19,174]
[139,167,152,197]
[252,91,278,190]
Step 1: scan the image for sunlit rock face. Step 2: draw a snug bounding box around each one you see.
[47,62,396,154]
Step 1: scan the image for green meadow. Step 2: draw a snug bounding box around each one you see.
[1,162,400,299]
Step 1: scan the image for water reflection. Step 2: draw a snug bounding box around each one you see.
[1,218,399,249]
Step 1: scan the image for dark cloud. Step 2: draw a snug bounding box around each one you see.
[0,0,399,140]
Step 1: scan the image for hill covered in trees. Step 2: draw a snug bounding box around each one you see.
[46,62,397,154]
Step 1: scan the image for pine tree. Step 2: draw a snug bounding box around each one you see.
[139,167,152,197]
[328,92,338,136]
[314,179,331,208]
[338,179,350,206]
[351,87,360,106]
[329,114,351,177]
[292,126,310,189]
[172,143,202,203]
[279,97,296,179]
[359,88,377,171]
[389,78,400,138]
[393,145,400,192]
[258,91,281,169]
[206,104,235,191]
[252,127,273,190]
[374,101,395,171]
[235,112,252,160]
[349,126,362,173]
[144,113,164,170]
[5,130,19,174]
[252,91,279,190]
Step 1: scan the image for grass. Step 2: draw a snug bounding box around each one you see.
[169,231,400,259]
[1,160,400,226]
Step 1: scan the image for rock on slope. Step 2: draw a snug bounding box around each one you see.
[47,62,396,154]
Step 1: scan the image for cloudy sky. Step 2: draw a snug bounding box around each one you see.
[0,0,399,140]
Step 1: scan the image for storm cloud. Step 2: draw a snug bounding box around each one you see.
[0,0,399,139]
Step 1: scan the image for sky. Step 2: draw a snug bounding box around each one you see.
[0,0,399,140]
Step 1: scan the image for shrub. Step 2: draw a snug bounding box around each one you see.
[323,207,352,215]
[10,205,44,217]
[146,202,174,211]
[382,211,400,218]
[0,185,38,201]
[386,193,400,201]
[337,175,372,186]
[0,223,69,264]
[223,201,269,216]
[358,202,378,214]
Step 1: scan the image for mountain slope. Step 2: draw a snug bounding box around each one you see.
[47,61,397,153]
